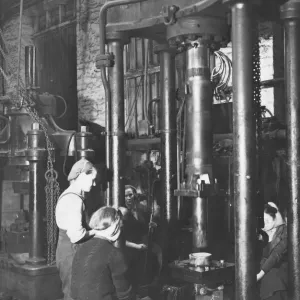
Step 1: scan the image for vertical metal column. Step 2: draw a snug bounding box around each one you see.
[108,34,127,207]
[281,2,300,299]
[156,44,177,224]
[185,42,213,251]
[26,123,46,264]
[231,1,256,299]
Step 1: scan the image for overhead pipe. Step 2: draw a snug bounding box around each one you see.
[230,1,257,299]
[281,1,300,299]
[98,0,147,205]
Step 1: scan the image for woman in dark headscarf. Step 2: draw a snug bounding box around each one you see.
[257,202,288,300]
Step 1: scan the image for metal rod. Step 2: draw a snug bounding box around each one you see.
[281,2,300,298]
[108,39,125,208]
[28,161,45,263]
[25,46,36,88]
[159,46,177,224]
[16,0,24,100]
[98,0,147,206]
[231,1,256,299]
[185,43,213,251]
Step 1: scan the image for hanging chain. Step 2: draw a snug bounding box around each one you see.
[252,20,263,224]
[0,24,59,264]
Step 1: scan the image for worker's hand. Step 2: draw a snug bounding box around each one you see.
[136,243,147,250]
[149,221,157,229]
[256,270,265,281]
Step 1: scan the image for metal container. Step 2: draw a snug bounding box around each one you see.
[189,252,212,266]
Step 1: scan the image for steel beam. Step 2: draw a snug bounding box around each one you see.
[281,1,300,299]
[231,1,256,299]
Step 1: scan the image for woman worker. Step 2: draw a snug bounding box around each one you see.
[257,202,287,300]
[55,158,98,300]
[71,206,135,300]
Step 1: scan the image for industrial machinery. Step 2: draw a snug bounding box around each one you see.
[0,39,97,298]
[0,0,299,299]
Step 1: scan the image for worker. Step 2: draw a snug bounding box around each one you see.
[55,158,98,300]
[122,185,162,288]
[257,202,287,300]
[71,206,135,300]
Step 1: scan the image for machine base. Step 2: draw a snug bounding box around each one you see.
[0,254,62,300]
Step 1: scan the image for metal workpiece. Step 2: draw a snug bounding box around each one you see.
[282,1,300,298]
[231,1,257,299]
[157,44,177,224]
[108,39,126,208]
[26,123,47,161]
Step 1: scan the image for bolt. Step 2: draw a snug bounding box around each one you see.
[81,126,87,132]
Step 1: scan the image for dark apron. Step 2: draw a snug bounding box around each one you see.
[55,192,84,300]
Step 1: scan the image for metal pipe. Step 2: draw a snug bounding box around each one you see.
[231,1,256,299]
[159,46,177,224]
[25,46,37,88]
[185,43,213,251]
[26,123,46,265]
[28,161,45,263]
[281,2,300,298]
[108,39,125,208]
[98,0,147,205]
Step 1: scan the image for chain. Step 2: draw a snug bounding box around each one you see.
[0,28,59,264]
[252,21,263,221]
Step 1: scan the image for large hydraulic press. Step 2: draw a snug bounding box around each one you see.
[0,45,95,300]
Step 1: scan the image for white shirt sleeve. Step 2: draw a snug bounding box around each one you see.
[55,194,87,243]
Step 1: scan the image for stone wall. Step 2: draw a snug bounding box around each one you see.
[77,0,106,126]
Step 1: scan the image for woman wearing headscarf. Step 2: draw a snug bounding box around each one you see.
[55,158,98,300]
[257,202,288,300]
[71,206,135,300]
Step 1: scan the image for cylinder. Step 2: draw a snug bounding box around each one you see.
[185,43,213,251]
[25,46,37,88]
[148,99,160,135]
[28,161,45,264]
[108,39,125,207]
[231,2,256,299]
[281,1,300,298]
[159,48,177,224]
[26,123,46,264]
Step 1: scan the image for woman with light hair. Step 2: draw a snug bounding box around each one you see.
[257,202,287,300]
[71,206,135,300]
[55,158,98,300]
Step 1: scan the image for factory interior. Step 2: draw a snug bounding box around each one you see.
[0,0,299,299]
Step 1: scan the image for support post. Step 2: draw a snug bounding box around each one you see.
[26,122,46,264]
[281,2,300,299]
[230,1,257,299]
[155,44,177,224]
[107,33,128,208]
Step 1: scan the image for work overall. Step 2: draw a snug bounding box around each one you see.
[56,192,86,300]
